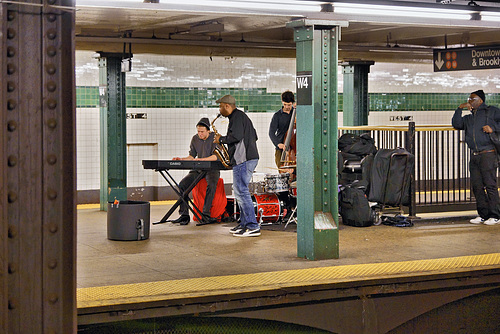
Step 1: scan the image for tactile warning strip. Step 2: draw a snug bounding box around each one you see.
[77,253,500,308]
[77,201,175,210]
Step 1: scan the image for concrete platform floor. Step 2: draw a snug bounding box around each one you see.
[77,202,500,288]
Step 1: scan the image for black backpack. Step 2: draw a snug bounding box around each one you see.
[339,133,377,160]
[339,180,375,227]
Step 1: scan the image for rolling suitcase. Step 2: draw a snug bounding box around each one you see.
[368,148,414,207]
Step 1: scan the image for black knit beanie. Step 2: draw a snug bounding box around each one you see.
[472,89,486,103]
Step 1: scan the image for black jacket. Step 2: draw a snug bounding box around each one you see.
[452,103,500,152]
[268,108,293,149]
[220,108,259,165]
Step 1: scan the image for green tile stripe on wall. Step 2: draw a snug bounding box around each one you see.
[76,87,283,112]
[368,93,500,111]
[76,87,500,112]
[76,86,100,108]
[125,87,284,112]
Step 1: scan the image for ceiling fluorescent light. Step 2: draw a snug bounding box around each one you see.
[480,12,500,22]
[333,2,472,20]
[161,0,322,12]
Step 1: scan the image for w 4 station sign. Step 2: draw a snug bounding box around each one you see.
[434,45,500,72]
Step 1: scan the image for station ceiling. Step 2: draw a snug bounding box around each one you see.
[75,0,500,63]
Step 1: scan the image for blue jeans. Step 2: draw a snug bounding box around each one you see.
[233,159,259,230]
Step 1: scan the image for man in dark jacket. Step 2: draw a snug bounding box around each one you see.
[269,90,295,168]
[452,89,500,225]
[214,95,261,237]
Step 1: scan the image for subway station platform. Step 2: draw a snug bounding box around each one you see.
[76,202,500,331]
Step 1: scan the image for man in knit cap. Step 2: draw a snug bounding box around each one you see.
[452,89,500,225]
[171,117,220,225]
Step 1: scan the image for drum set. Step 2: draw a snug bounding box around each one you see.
[231,171,297,227]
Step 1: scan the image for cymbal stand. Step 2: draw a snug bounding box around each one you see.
[283,204,297,230]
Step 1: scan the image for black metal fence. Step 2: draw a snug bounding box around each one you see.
[339,123,475,214]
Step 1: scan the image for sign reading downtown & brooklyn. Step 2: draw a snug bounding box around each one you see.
[433,45,500,72]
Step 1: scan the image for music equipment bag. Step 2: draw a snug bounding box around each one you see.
[368,148,414,207]
[339,180,374,227]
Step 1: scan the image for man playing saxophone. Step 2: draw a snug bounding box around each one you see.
[171,117,220,225]
[214,95,261,237]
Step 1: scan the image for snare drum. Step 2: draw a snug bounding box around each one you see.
[265,173,290,193]
[253,193,283,224]
[249,181,266,194]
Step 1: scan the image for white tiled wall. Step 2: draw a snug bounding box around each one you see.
[126,109,277,188]
[75,53,99,86]
[367,63,500,93]
[367,111,456,127]
[76,51,500,94]
[75,51,498,192]
[76,106,277,190]
[126,54,296,92]
[76,108,100,190]
[75,51,296,92]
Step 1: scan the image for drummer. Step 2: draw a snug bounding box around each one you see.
[269,90,295,168]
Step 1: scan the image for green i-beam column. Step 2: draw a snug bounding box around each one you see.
[342,61,374,126]
[287,19,348,260]
[98,53,127,211]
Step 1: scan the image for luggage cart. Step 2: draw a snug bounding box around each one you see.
[368,148,414,225]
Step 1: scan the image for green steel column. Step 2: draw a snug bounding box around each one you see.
[287,19,347,260]
[341,61,374,126]
[98,54,127,211]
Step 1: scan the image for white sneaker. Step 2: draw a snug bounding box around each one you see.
[470,217,484,224]
[229,224,243,234]
[484,218,500,225]
[233,228,261,237]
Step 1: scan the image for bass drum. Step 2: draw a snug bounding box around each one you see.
[253,193,283,225]
[229,193,284,224]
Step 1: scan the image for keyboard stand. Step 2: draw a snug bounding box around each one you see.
[154,169,205,225]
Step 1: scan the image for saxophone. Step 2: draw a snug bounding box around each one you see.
[211,114,232,168]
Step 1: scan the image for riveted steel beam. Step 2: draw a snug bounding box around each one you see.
[1,0,76,332]
[287,19,347,260]
[0,4,7,333]
[342,61,374,126]
[98,53,128,210]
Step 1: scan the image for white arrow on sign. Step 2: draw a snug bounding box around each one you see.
[435,52,444,70]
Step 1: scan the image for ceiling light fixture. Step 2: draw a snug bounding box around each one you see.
[333,2,474,20]
[159,0,323,12]
[480,12,500,21]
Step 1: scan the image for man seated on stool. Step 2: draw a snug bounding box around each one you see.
[171,117,220,225]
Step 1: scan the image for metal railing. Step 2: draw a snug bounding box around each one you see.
[339,123,474,214]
